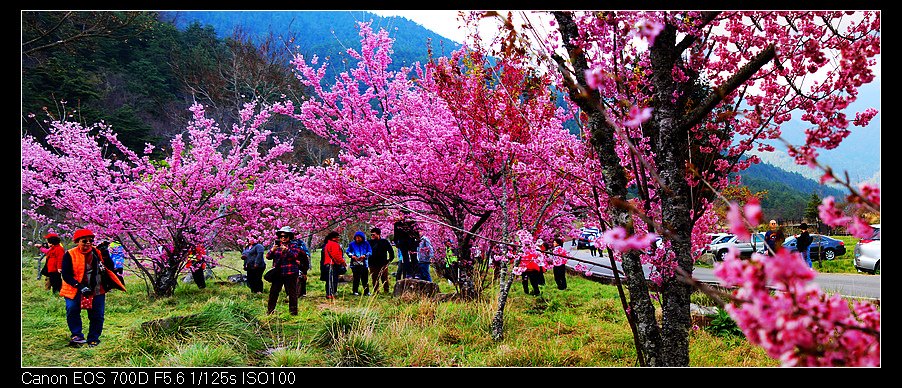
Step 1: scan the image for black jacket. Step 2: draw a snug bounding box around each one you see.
[796,231,813,251]
[367,238,395,268]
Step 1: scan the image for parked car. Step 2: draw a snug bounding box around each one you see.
[783,234,847,260]
[708,233,766,261]
[855,227,881,274]
[576,227,600,250]
[706,233,731,244]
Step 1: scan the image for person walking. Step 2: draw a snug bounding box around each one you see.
[367,228,394,294]
[37,232,65,293]
[321,231,346,299]
[185,243,207,289]
[520,247,542,296]
[536,240,548,286]
[108,241,125,276]
[443,239,460,283]
[290,236,311,298]
[60,228,124,347]
[266,227,305,315]
[417,236,435,281]
[551,238,568,290]
[796,222,814,268]
[242,237,266,294]
[393,211,421,279]
[764,219,786,256]
[346,231,372,296]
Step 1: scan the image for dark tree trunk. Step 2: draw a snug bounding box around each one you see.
[554,11,774,367]
[553,11,664,366]
[588,112,663,367]
[490,262,513,341]
[648,23,694,366]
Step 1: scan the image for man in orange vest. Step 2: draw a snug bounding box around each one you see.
[60,228,123,347]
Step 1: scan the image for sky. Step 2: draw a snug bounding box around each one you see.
[370,11,471,43]
[371,10,881,186]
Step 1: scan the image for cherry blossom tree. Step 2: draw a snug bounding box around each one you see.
[489,10,883,366]
[22,101,304,297]
[282,22,584,304]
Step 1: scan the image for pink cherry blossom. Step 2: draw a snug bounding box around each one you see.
[622,106,653,128]
[818,196,851,227]
[636,19,664,46]
[726,202,751,239]
[715,250,879,366]
[846,217,874,239]
[598,227,658,252]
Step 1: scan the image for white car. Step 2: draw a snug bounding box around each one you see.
[708,233,766,261]
[854,225,881,274]
[706,232,731,243]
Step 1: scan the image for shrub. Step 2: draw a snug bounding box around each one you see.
[165,343,242,367]
[312,309,378,348]
[266,347,321,367]
[705,308,745,338]
[332,334,386,367]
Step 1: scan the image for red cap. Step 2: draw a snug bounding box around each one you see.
[44,232,59,239]
[72,229,95,242]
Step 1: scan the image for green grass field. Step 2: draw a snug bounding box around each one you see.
[20,250,779,367]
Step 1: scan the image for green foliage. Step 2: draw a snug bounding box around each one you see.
[705,308,745,338]
[331,334,387,367]
[737,162,844,220]
[165,343,243,367]
[311,309,378,348]
[136,298,266,355]
[805,192,822,222]
[265,347,321,367]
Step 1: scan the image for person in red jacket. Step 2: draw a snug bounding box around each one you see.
[321,231,346,299]
[37,232,65,293]
[185,243,207,289]
[60,228,120,347]
[520,245,543,296]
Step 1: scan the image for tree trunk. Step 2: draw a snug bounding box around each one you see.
[490,261,513,341]
[553,12,664,366]
[649,23,694,367]
[589,110,664,366]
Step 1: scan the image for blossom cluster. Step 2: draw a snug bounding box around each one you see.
[714,248,880,366]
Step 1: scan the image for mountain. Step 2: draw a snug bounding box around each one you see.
[752,80,881,187]
[160,11,462,80]
[735,161,846,221]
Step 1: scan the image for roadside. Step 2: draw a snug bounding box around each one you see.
[564,242,880,299]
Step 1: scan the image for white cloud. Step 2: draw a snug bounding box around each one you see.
[369,10,470,43]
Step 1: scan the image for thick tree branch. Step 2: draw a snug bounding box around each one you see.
[674,11,721,54]
[681,45,775,132]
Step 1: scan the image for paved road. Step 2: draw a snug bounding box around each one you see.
[563,246,880,299]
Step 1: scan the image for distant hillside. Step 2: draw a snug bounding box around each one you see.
[160,11,462,80]
[735,161,846,220]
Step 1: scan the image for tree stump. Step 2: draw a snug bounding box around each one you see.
[392,278,439,299]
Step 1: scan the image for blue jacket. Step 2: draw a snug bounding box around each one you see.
[346,231,372,267]
[417,236,435,263]
[242,243,266,269]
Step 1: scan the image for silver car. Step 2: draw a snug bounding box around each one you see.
[708,233,766,261]
[854,225,881,274]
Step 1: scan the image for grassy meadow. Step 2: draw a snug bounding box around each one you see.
[20,250,779,367]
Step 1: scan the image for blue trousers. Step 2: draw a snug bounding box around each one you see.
[418,263,432,282]
[65,293,106,343]
[801,251,812,268]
